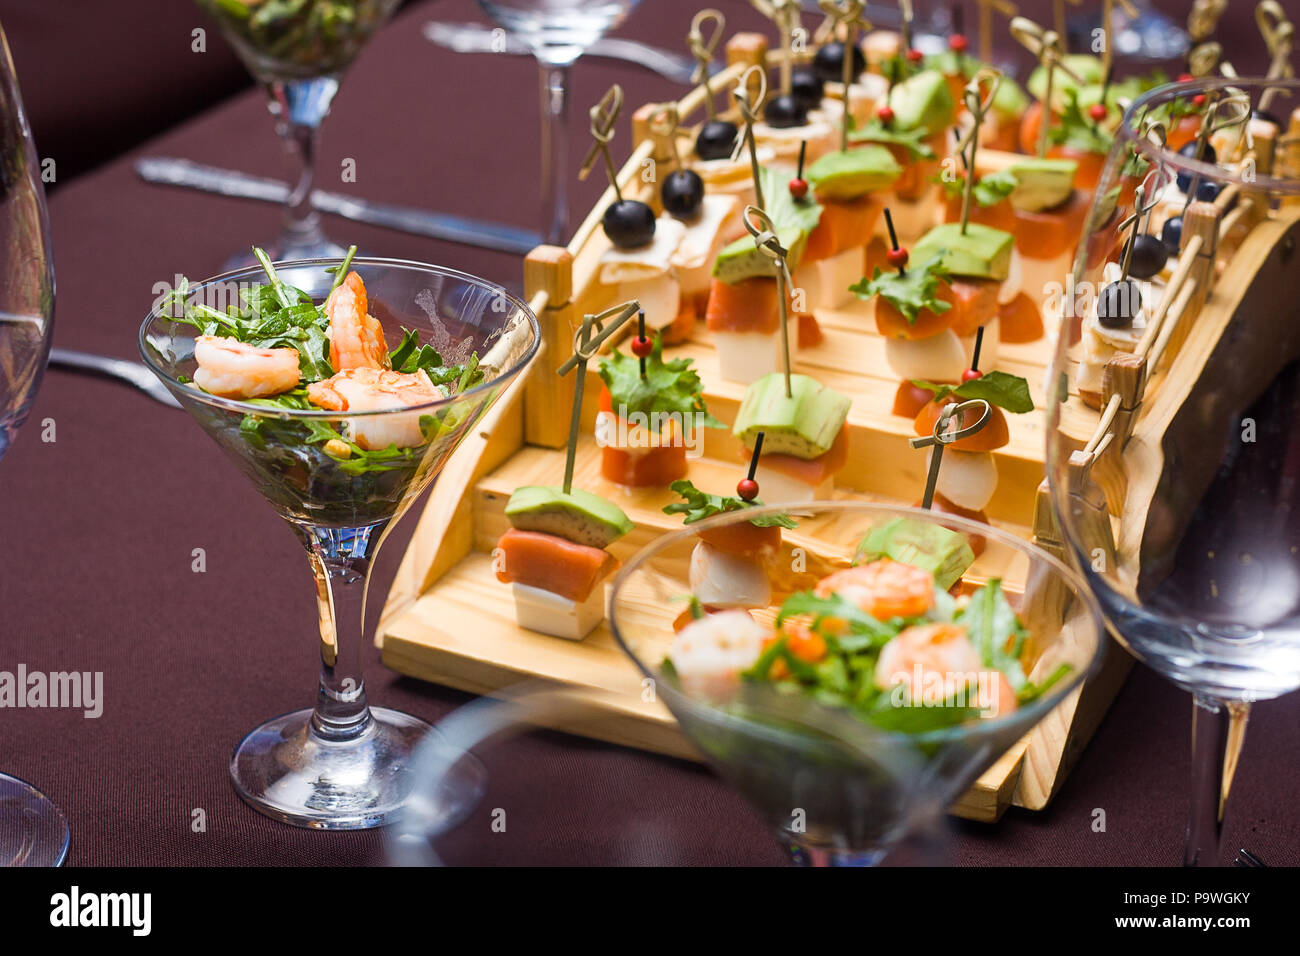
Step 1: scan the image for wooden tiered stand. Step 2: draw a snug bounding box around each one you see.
[378,35,1288,821]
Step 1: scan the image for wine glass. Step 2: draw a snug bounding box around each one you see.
[196,0,402,262]
[1045,76,1300,865]
[0,19,68,867]
[139,257,539,828]
[475,0,642,244]
[396,504,1105,865]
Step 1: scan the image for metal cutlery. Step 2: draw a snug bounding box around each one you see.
[135,158,542,256]
[49,349,182,409]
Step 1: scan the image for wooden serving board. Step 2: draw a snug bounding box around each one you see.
[376,34,1268,822]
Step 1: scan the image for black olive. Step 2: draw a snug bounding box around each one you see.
[602,199,656,249]
[1195,178,1222,202]
[1161,215,1183,256]
[763,93,808,129]
[1097,278,1142,329]
[1252,108,1281,128]
[661,169,704,221]
[1122,233,1169,279]
[791,66,825,112]
[812,40,866,84]
[695,119,738,161]
[1176,140,1216,193]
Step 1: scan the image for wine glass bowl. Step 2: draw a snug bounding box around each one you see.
[1046,76,1300,863]
[607,502,1106,865]
[140,257,539,829]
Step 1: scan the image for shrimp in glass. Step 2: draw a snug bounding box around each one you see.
[191,334,301,399]
[815,558,935,620]
[325,271,387,371]
[306,366,444,450]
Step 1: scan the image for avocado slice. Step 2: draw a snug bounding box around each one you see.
[712,226,807,283]
[505,485,634,548]
[856,517,975,590]
[991,75,1029,119]
[912,222,1014,281]
[1027,54,1103,111]
[732,373,850,460]
[806,145,901,201]
[888,69,955,136]
[1007,157,1077,212]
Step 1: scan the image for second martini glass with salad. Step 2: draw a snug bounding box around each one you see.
[140,249,539,828]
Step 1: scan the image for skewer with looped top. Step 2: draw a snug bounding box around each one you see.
[817,0,872,154]
[687,9,726,120]
[731,65,770,210]
[555,300,641,494]
[1009,16,1083,158]
[647,102,687,170]
[742,205,795,399]
[1257,1,1295,113]
[975,0,1018,65]
[577,84,625,197]
[897,0,914,55]
[953,67,1003,234]
[1050,0,1080,54]
[749,0,803,95]
[909,399,992,510]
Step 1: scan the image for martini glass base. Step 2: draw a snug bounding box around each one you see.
[230,706,485,830]
[0,773,69,867]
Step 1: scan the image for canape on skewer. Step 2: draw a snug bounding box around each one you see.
[908,371,1034,554]
[732,373,851,503]
[598,216,688,344]
[1074,260,1161,408]
[594,333,721,487]
[669,193,741,332]
[496,486,635,641]
[664,478,797,613]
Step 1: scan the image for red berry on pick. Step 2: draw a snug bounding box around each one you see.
[961,368,983,382]
[1192,94,1207,106]
[886,247,909,269]
[788,177,808,200]
[907,48,924,63]
[1088,102,1107,122]
[877,105,895,124]
[949,34,969,53]
[631,335,653,358]
[1178,72,1194,83]
[736,477,759,501]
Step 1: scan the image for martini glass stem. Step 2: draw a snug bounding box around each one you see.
[1184,694,1250,866]
[267,76,341,254]
[537,59,572,245]
[302,522,386,741]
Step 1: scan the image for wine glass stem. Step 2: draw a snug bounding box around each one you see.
[267,77,340,250]
[1184,694,1250,866]
[301,522,387,741]
[537,60,571,245]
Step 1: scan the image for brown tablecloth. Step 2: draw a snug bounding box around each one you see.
[3,0,1297,866]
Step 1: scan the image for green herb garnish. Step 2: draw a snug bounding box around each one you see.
[663,479,796,528]
[912,370,1034,414]
[849,253,952,324]
[598,334,722,425]
[1049,88,1113,156]
[848,119,936,158]
[936,169,1018,207]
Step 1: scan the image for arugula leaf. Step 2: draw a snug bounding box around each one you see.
[936,168,1019,207]
[598,334,722,425]
[848,119,936,158]
[863,689,981,732]
[912,370,1034,414]
[1049,88,1113,156]
[957,578,1028,690]
[849,253,951,324]
[1017,663,1072,704]
[662,479,797,528]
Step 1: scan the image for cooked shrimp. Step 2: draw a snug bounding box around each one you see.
[668,609,771,698]
[325,271,387,371]
[306,366,444,450]
[191,335,301,399]
[814,558,934,620]
[875,623,1016,718]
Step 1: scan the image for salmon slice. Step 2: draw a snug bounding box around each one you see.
[875,281,956,340]
[495,529,618,602]
[748,425,849,485]
[659,296,697,345]
[914,397,1009,452]
[705,277,781,334]
[697,522,783,560]
[946,278,1001,337]
[1012,190,1089,260]
[942,192,1016,233]
[798,312,823,348]
[998,291,1043,343]
[886,138,944,200]
[1047,145,1104,191]
[803,195,884,262]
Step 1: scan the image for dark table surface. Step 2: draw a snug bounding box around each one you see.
[4,0,1298,866]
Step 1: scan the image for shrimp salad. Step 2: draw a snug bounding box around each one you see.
[165,247,483,477]
[667,553,1070,734]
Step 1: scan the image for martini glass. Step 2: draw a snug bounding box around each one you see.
[139,257,539,828]
[196,0,402,262]
[395,503,1105,864]
[0,17,68,868]
[475,0,642,244]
